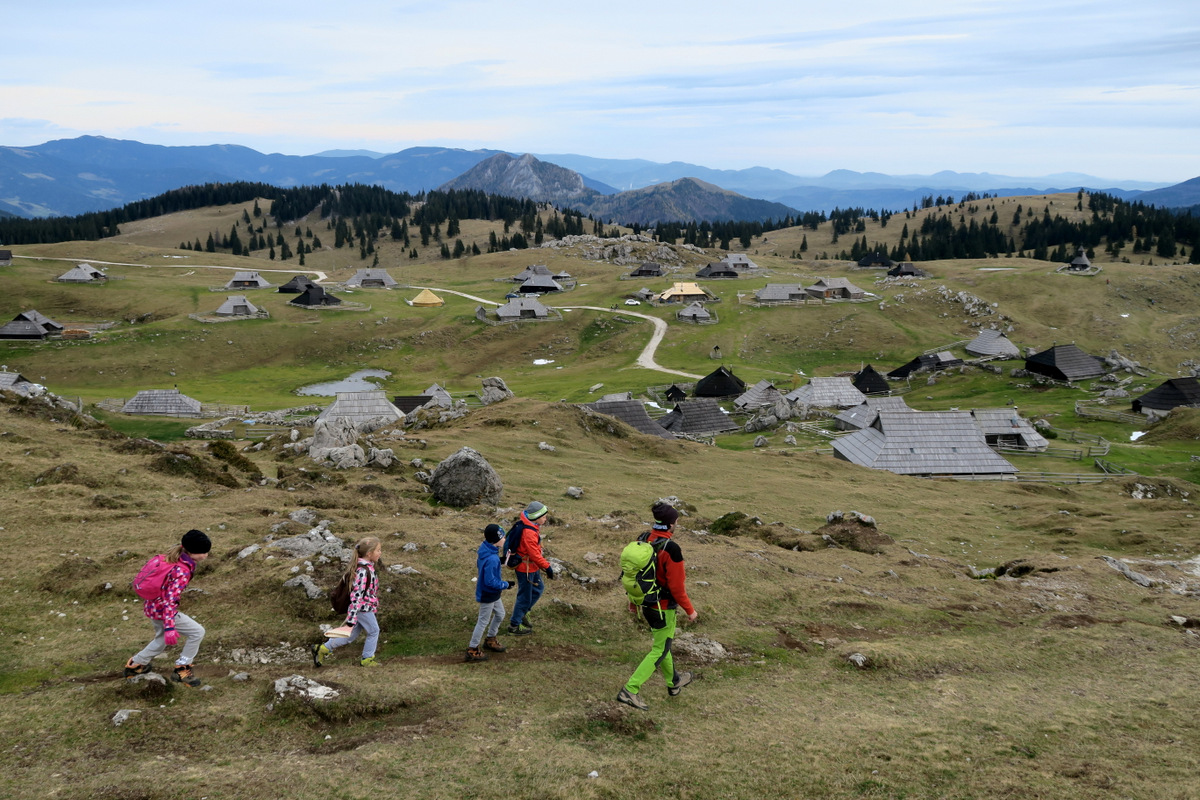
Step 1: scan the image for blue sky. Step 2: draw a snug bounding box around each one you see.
[3,0,1198,182]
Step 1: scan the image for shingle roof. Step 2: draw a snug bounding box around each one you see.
[582,400,675,439]
[512,264,553,281]
[755,284,805,302]
[834,396,911,430]
[14,310,62,332]
[0,372,33,395]
[1025,344,1105,381]
[291,285,342,306]
[630,262,664,277]
[734,379,784,410]
[0,320,49,339]
[121,389,203,417]
[57,264,106,282]
[970,408,1049,450]
[806,277,865,296]
[278,275,315,293]
[421,384,454,407]
[215,295,260,316]
[695,366,745,397]
[720,254,757,269]
[1133,377,1200,413]
[345,269,397,288]
[518,275,563,293]
[317,391,405,424]
[677,302,711,321]
[852,364,891,395]
[658,282,713,302]
[659,399,738,435]
[832,410,1018,476]
[965,329,1021,358]
[225,271,271,288]
[785,377,867,408]
[887,351,962,379]
[496,296,551,320]
[696,263,738,278]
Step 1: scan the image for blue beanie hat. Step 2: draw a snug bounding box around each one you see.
[524,501,548,521]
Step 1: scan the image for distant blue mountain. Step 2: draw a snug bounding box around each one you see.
[0,135,1184,220]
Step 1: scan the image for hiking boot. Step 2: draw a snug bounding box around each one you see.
[123,657,149,678]
[668,671,693,697]
[172,664,202,687]
[507,623,533,636]
[519,614,532,629]
[311,643,331,668]
[359,657,380,667]
[483,636,507,653]
[616,687,648,711]
[464,647,489,663]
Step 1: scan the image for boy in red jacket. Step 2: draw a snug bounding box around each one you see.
[616,501,697,710]
[507,501,553,635]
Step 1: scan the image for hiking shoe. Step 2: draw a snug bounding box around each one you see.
[311,643,330,668]
[464,647,489,663]
[507,623,533,636]
[359,657,380,667]
[668,671,693,697]
[124,657,150,678]
[172,664,202,687]
[483,636,507,653]
[616,687,648,711]
[519,614,532,629]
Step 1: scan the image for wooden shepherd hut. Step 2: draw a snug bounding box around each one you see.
[317,391,405,426]
[832,410,1018,479]
[225,271,271,289]
[291,285,342,307]
[694,366,745,398]
[278,275,315,293]
[1132,377,1200,419]
[658,399,739,435]
[785,377,867,409]
[57,263,106,283]
[345,269,397,289]
[1024,344,1105,382]
[581,400,675,439]
[888,351,962,379]
[852,364,891,396]
[121,389,203,417]
[965,329,1020,359]
[214,295,260,317]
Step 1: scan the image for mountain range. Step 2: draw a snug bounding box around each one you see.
[1,136,1194,222]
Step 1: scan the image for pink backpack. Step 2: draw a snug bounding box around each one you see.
[132,555,175,600]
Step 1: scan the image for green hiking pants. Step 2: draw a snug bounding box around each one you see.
[625,607,677,695]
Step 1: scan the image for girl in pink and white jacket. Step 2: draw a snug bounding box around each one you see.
[124,529,211,687]
[313,537,382,667]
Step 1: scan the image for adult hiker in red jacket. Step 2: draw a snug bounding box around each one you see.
[508,500,552,635]
[617,501,696,710]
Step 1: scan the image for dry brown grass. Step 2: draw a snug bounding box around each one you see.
[1,390,1198,799]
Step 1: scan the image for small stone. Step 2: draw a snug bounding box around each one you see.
[112,709,142,726]
[566,486,583,498]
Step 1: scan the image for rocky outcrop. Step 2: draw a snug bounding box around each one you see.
[429,447,503,507]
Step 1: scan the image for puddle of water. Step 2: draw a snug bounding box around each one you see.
[533,359,555,365]
[296,369,392,396]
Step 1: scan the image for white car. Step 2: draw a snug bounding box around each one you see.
[623,299,641,306]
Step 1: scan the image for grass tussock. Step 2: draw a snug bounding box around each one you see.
[148,448,240,487]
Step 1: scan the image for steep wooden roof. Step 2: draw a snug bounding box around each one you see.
[1133,377,1200,413]
[834,396,911,430]
[317,391,405,424]
[1025,344,1105,381]
[832,410,1018,477]
[785,377,867,408]
[215,295,260,316]
[734,379,783,410]
[659,399,738,435]
[965,329,1021,358]
[581,400,675,439]
[121,389,202,417]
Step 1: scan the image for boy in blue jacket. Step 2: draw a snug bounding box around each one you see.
[466,524,512,662]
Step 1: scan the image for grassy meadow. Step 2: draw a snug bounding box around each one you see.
[0,195,1198,799]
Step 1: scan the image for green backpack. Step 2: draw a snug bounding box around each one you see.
[620,533,667,607]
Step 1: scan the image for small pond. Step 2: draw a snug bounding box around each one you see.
[296,369,392,396]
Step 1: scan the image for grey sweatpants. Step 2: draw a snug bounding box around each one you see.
[469,599,506,648]
[132,613,205,667]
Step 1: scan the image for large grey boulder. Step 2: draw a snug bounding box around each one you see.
[311,415,359,451]
[429,447,503,507]
[479,377,515,406]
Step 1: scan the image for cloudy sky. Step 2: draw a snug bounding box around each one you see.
[3,0,1198,182]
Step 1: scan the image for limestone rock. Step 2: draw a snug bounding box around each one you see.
[479,376,515,406]
[566,486,584,498]
[112,709,142,726]
[282,574,324,599]
[753,435,769,447]
[274,674,339,701]
[367,447,394,468]
[429,447,504,507]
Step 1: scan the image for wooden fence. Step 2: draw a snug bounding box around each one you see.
[1074,401,1143,425]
